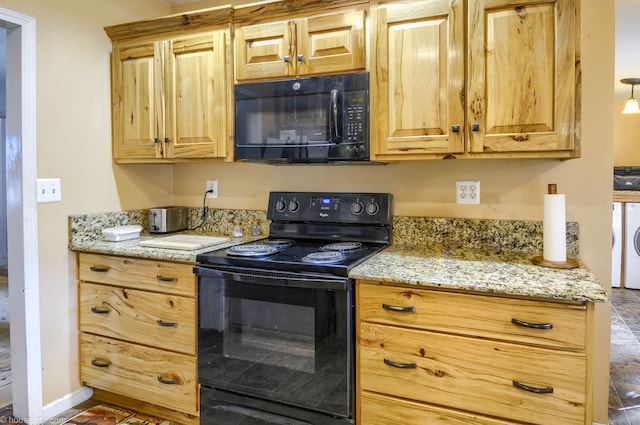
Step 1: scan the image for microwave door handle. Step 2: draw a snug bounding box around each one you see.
[329,89,339,143]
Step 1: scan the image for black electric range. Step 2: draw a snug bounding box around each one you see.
[196,191,393,277]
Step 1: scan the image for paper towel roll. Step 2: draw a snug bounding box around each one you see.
[543,193,567,262]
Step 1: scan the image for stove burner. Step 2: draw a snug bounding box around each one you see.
[261,239,295,249]
[321,241,364,253]
[301,251,346,264]
[227,244,280,257]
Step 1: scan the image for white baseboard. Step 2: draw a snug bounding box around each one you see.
[38,386,93,424]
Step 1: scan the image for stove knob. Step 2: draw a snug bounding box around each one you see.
[276,199,286,212]
[289,200,300,213]
[366,201,379,215]
[351,201,364,215]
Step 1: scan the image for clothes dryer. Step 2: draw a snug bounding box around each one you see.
[613,202,622,287]
[624,203,640,289]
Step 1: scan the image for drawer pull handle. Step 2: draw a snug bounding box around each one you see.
[90,307,110,314]
[512,380,553,394]
[157,320,178,327]
[157,376,180,385]
[382,304,416,313]
[89,266,109,273]
[384,358,417,369]
[156,275,177,283]
[511,318,553,330]
[91,359,111,368]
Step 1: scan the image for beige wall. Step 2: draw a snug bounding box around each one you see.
[0,0,173,405]
[171,0,616,422]
[0,0,614,422]
[614,98,640,164]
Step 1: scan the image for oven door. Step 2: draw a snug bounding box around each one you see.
[196,266,354,421]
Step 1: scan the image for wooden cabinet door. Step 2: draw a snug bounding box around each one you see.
[297,9,366,76]
[467,0,576,153]
[165,32,229,159]
[235,21,294,81]
[111,42,164,160]
[372,0,464,158]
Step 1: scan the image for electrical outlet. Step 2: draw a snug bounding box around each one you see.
[37,178,62,203]
[456,180,480,204]
[206,180,218,198]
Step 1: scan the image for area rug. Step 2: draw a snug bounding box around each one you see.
[64,404,179,425]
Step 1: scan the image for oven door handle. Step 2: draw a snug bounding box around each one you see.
[195,266,350,290]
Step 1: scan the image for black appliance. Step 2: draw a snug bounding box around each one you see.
[614,166,640,190]
[195,192,392,424]
[234,73,370,164]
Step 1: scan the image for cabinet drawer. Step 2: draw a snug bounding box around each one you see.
[360,391,517,425]
[79,253,195,297]
[357,282,586,350]
[80,282,196,355]
[80,333,197,415]
[358,323,586,425]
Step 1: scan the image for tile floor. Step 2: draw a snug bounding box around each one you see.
[609,287,640,425]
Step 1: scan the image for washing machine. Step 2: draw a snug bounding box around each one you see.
[613,202,623,287]
[624,203,640,289]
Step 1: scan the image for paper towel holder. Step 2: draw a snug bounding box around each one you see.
[532,256,578,269]
[532,183,579,269]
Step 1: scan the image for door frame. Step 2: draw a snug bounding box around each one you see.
[3,7,43,422]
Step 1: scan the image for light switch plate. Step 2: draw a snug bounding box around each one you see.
[37,178,62,203]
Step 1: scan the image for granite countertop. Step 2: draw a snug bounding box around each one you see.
[350,244,608,303]
[69,210,608,303]
[70,233,260,263]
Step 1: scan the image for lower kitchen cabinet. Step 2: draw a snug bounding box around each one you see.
[356,281,594,425]
[77,253,198,423]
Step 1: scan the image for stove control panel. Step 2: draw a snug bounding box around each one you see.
[268,192,392,224]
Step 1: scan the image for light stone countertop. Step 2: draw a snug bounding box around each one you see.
[70,234,262,263]
[349,244,608,303]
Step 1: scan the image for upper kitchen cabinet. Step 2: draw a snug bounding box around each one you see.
[467,0,577,156]
[105,7,233,162]
[372,0,580,161]
[371,0,465,158]
[234,0,368,81]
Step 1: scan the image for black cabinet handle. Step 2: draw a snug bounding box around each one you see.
[91,359,110,368]
[164,137,171,144]
[89,266,109,273]
[382,303,416,313]
[157,376,180,385]
[157,320,178,327]
[284,55,291,63]
[511,318,553,330]
[154,137,160,144]
[452,125,460,133]
[384,358,417,369]
[471,123,480,131]
[90,306,110,314]
[512,380,553,394]
[156,275,177,283]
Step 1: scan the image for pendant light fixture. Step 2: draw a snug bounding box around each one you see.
[621,78,640,114]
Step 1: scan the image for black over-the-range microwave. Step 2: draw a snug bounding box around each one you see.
[234,72,370,164]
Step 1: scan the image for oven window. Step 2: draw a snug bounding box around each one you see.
[198,275,352,418]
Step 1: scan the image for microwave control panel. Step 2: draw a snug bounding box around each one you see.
[343,92,367,143]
